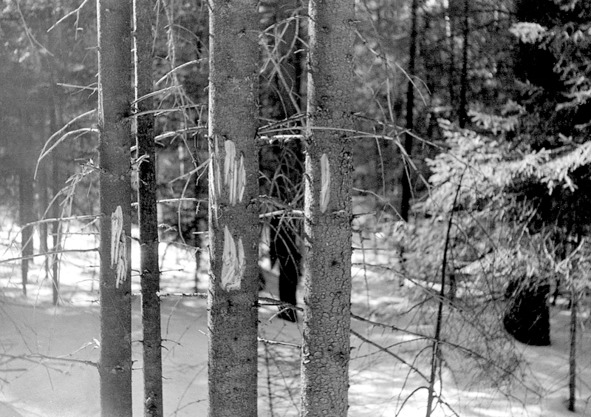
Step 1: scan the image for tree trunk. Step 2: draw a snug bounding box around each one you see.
[51,149,61,306]
[400,0,419,222]
[134,1,163,416]
[568,286,577,412]
[269,0,304,320]
[97,1,133,416]
[445,1,456,106]
[458,0,470,128]
[48,71,62,306]
[19,168,34,296]
[38,163,49,283]
[207,1,260,416]
[191,134,209,292]
[300,1,355,415]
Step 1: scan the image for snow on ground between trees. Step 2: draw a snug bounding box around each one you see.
[0,221,589,416]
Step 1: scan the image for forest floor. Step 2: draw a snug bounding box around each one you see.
[0,213,590,417]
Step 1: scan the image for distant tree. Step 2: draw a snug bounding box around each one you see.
[300,1,355,415]
[457,0,470,128]
[207,1,260,416]
[260,0,305,321]
[133,0,163,415]
[97,0,133,415]
[400,0,420,221]
[19,162,34,297]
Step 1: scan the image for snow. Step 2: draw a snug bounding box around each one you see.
[0,223,590,417]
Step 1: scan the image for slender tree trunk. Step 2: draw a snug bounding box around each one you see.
[51,149,61,305]
[47,0,65,306]
[207,2,260,416]
[134,1,163,416]
[19,168,34,296]
[568,285,577,412]
[97,1,133,416]
[276,0,303,117]
[191,134,209,291]
[270,0,304,321]
[445,0,456,106]
[458,0,470,128]
[48,74,61,306]
[38,162,49,282]
[400,0,419,222]
[300,1,355,415]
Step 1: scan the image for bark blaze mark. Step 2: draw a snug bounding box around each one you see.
[110,205,128,288]
[224,140,246,206]
[221,225,245,291]
[320,153,330,213]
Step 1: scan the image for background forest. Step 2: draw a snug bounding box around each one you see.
[1,0,590,416]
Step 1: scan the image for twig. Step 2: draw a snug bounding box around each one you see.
[0,248,98,264]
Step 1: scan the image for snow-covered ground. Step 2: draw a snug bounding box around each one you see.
[0,222,590,416]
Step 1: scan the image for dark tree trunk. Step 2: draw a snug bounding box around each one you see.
[134,0,164,416]
[263,140,304,322]
[97,1,133,415]
[207,1,260,416]
[445,2,456,106]
[259,0,305,321]
[568,287,577,412]
[458,0,470,128]
[400,0,419,222]
[300,0,355,415]
[503,275,551,346]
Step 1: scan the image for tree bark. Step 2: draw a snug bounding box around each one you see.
[207,1,260,416]
[400,0,419,222]
[134,1,163,416]
[97,1,133,416]
[458,0,470,128]
[568,286,577,412]
[300,1,355,415]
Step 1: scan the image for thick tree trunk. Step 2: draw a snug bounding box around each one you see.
[300,1,355,415]
[207,1,260,416]
[400,0,419,222]
[134,1,163,416]
[97,1,133,416]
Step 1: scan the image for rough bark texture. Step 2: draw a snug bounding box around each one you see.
[207,2,260,417]
[97,1,133,416]
[400,0,419,222]
[300,1,355,416]
[134,1,164,416]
